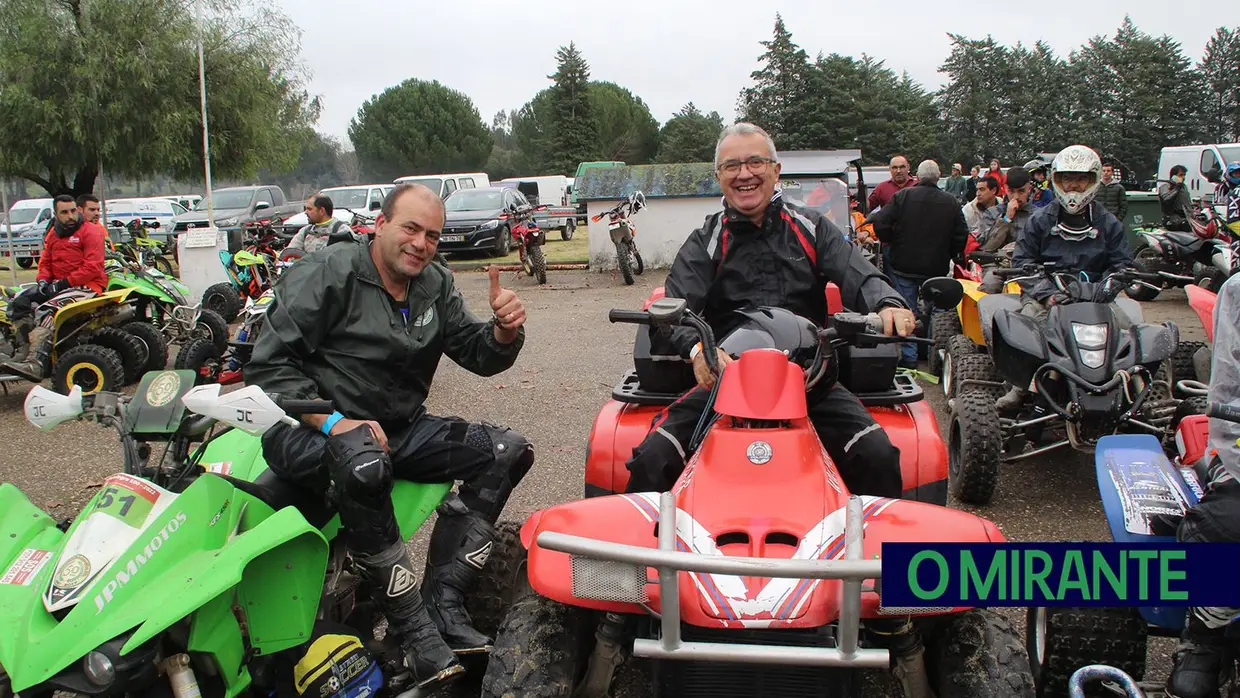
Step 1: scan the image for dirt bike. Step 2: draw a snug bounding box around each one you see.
[591,191,646,285]
[200,220,291,323]
[501,202,549,285]
[480,278,1038,698]
[1027,401,1240,696]
[0,371,523,697]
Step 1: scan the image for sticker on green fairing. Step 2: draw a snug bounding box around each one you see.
[91,475,159,528]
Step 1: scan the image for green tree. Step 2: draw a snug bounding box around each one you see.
[261,131,348,202]
[544,42,599,175]
[736,14,815,149]
[0,0,318,197]
[656,103,725,163]
[589,81,659,163]
[348,78,492,181]
[484,110,523,180]
[1200,27,1240,142]
[510,90,555,173]
[934,34,1016,167]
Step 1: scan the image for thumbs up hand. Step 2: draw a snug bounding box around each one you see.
[488,265,525,344]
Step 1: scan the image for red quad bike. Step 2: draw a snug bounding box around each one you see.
[501,202,550,285]
[479,278,1037,698]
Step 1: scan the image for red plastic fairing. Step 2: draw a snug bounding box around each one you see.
[521,490,999,628]
[1176,415,1212,466]
[586,398,947,502]
[713,350,808,421]
[643,287,666,310]
[1185,284,1217,342]
[825,282,842,315]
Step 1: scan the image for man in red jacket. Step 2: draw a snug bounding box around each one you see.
[2,194,108,381]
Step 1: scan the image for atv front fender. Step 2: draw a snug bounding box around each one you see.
[0,484,61,574]
[125,503,328,656]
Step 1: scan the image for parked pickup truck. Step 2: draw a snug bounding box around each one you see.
[168,185,301,243]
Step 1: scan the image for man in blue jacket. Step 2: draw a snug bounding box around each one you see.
[996,145,1133,411]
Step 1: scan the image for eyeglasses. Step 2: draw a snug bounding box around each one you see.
[718,156,775,176]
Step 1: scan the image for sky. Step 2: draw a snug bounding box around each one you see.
[271,0,1236,147]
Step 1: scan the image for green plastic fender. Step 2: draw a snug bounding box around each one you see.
[0,484,61,574]
[107,271,176,305]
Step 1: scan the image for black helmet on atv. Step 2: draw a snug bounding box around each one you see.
[720,307,820,370]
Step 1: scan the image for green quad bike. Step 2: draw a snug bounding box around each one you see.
[104,254,231,379]
[0,372,524,697]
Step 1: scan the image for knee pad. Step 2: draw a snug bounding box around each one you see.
[478,423,535,482]
[325,423,392,500]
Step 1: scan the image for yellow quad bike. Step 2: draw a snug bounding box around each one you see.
[929,250,1021,401]
[0,286,147,395]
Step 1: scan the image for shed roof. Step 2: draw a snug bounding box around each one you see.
[575,163,721,201]
[776,149,862,177]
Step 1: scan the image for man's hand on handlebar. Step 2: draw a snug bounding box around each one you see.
[694,348,734,389]
[878,306,917,337]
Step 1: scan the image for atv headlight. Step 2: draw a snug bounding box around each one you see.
[83,651,115,686]
[1079,349,1106,369]
[1071,322,1108,349]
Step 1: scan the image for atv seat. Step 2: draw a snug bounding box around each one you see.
[611,368,923,408]
[976,293,1023,345]
[211,470,337,530]
[1163,230,1210,251]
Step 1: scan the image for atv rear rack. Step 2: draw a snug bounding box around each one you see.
[534,493,889,668]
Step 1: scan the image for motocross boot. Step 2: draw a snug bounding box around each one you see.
[1165,614,1227,698]
[421,507,496,653]
[1,325,52,382]
[353,542,464,690]
[8,317,33,363]
[995,385,1027,412]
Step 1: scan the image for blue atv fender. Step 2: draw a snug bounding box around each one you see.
[1094,433,1204,630]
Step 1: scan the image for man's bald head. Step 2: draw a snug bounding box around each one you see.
[382,183,444,220]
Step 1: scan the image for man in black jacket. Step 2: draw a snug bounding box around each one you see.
[623,122,917,501]
[245,184,534,692]
[871,160,970,368]
[996,145,1134,411]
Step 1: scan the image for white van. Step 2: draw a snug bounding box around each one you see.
[4,198,54,238]
[393,173,490,199]
[499,175,569,207]
[1158,143,1240,202]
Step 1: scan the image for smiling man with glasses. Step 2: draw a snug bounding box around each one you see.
[622,122,918,504]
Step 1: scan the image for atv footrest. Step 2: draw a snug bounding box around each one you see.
[612,369,681,406]
[856,373,922,407]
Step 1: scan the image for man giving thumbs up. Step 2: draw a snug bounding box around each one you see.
[245,183,534,692]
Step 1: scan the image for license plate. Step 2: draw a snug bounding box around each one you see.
[441,234,464,243]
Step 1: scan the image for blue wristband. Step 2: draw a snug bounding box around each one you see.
[321,411,344,435]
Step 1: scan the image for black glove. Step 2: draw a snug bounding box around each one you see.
[36,279,50,294]
[51,279,71,293]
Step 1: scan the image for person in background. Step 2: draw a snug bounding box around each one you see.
[77,194,102,225]
[986,158,1008,197]
[1217,162,1240,237]
[1159,165,1193,232]
[1023,161,1054,208]
[871,159,969,368]
[850,196,875,243]
[1098,162,1129,226]
[867,154,917,210]
[1,194,109,381]
[964,164,980,204]
[963,175,1004,246]
[287,194,364,254]
[978,167,1035,252]
[944,163,968,204]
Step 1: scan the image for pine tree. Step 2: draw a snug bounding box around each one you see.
[1200,27,1240,142]
[736,14,813,148]
[546,42,599,175]
[656,103,725,163]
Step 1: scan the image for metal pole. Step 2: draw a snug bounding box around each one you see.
[98,158,108,226]
[658,490,681,652]
[198,14,214,226]
[1,179,15,285]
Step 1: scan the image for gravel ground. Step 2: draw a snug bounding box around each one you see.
[0,269,1209,696]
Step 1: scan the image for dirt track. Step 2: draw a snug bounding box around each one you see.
[0,268,1210,695]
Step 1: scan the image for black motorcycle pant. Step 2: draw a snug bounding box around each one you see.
[624,380,903,498]
[8,285,57,324]
[1177,470,1240,632]
[261,415,534,556]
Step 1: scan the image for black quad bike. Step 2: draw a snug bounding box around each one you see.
[946,263,1187,506]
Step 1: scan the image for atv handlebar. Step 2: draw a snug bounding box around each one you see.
[1208,402,1240,425]
[278,398,336,415]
